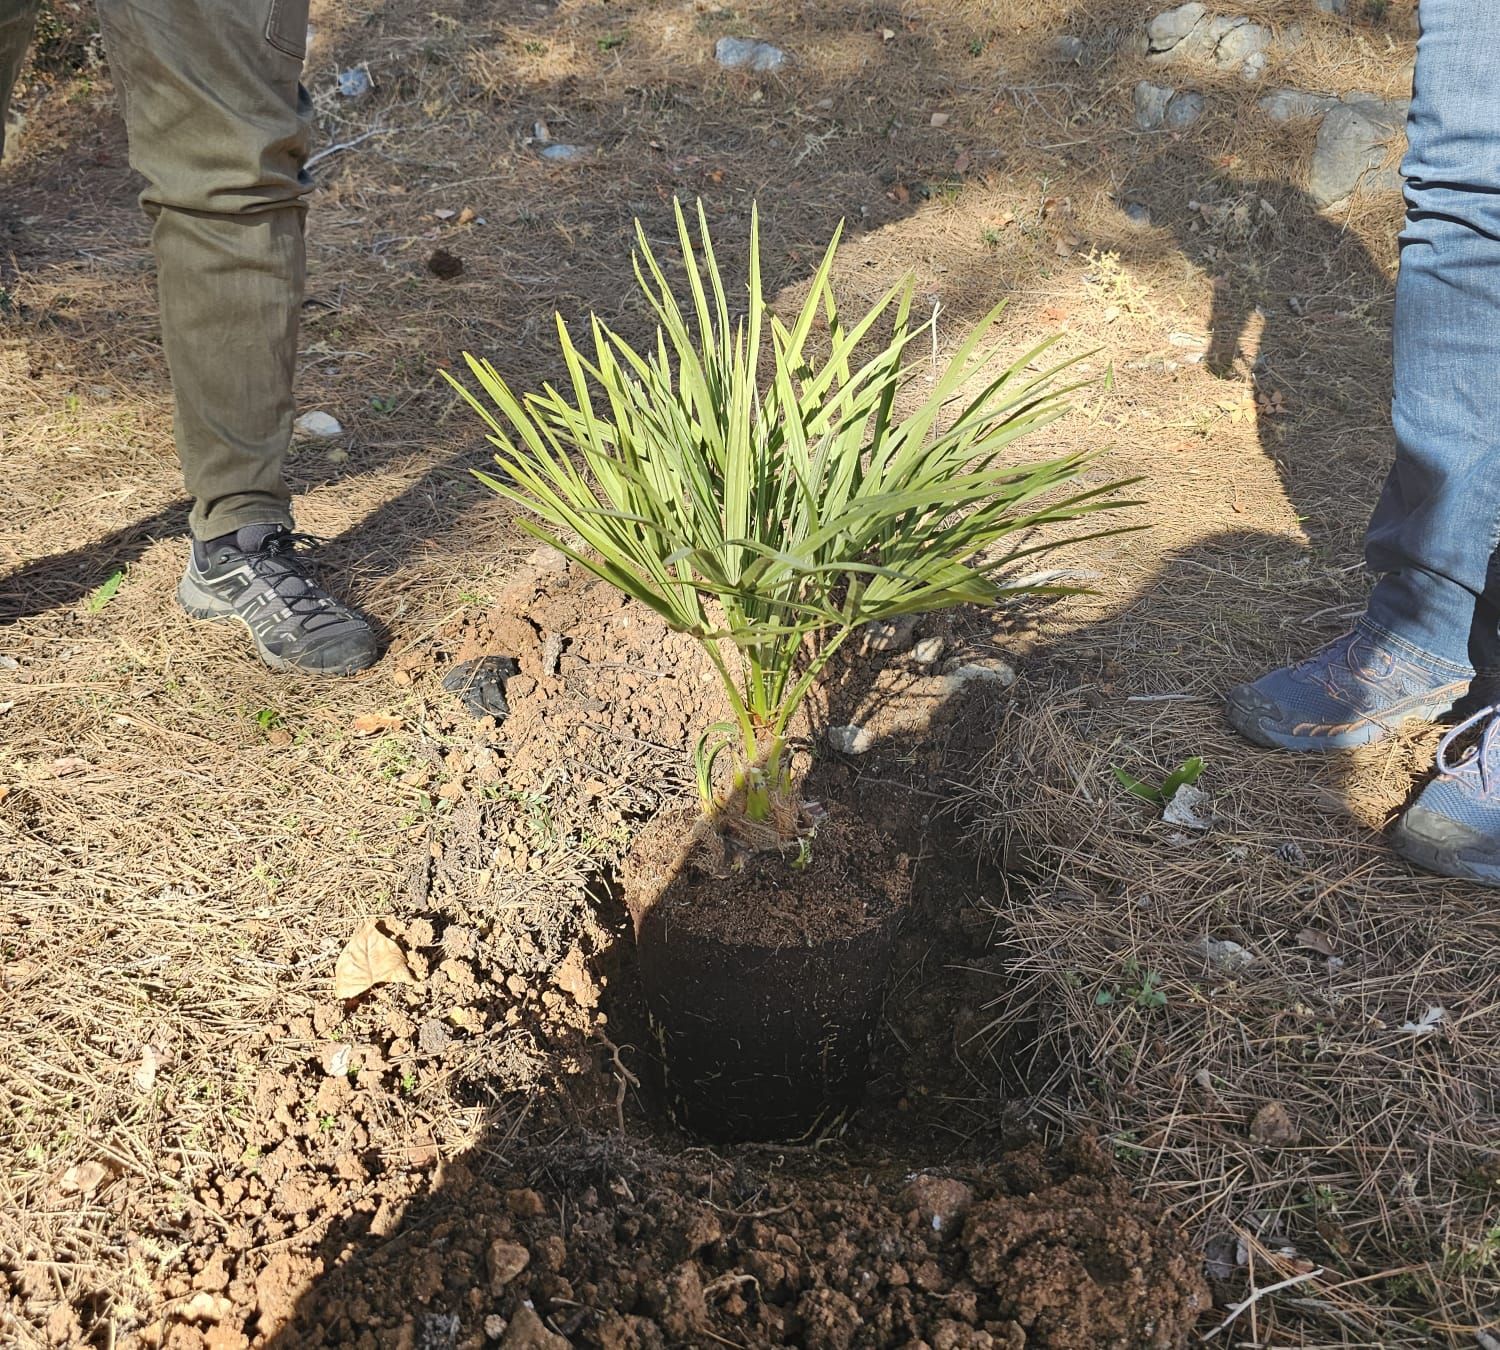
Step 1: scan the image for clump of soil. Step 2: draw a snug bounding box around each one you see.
[266,1135,1207,1350]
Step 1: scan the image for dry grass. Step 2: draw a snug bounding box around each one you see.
[1,0,1466,1344]
[969,699,1500,1347]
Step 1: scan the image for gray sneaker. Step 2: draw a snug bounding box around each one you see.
[177,526,379,676]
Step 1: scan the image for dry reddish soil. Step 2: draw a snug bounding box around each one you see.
[108,554,1207,1350]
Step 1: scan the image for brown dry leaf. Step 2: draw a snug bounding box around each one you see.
[1298,927,1337,956]
[133,1044,160,1093]
[888,183,910,205]
[267,728,294,748]
[334,920,418,1000]
[351,714,403,737]
[455,205,477,227]
[1249,1101,1301,1146]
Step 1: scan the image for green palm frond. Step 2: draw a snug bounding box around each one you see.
[449,199,1140,840]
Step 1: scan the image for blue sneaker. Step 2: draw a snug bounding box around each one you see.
[1392,705,1500,885]
[1224,624,1470,752]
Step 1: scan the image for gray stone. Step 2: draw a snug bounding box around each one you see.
[1043,34,1086,63]
[1258,87,1341,121]
[826,724,873,755]
[1164,89,1206,130]
[1122,200,1154,227]
[1145,7,1270,77]
[1146,2,1207,49]
[862,614,918,654]
[912,636,945,666]
[1309,98,1407,206]
[715,36,789,72]
[1314,0,1347,12]
[1134,82,1203,132]
[1211,18,1270,70]
[1133,81,1174,130]
[539,143,591,163]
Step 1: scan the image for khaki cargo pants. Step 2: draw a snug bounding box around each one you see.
[0,0,312,540]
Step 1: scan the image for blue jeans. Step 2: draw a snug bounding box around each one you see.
[1363,2,1500,677]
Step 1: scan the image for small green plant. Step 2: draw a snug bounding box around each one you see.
[1095,957,1168,1011]
[598,32,625,51]
[370,395,398,414]
[453,200,1135,850]
[85,569,125,613]
[252,707,283,732]
[1112,754,1204,803]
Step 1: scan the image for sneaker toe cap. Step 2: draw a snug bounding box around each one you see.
[1224,682,1286,747]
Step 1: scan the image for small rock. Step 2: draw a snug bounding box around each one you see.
[714,36,789,72]
[1194,936,1254,973]
[901,1174,974,1236]
[426,248,464,280]
[940,657,1017,690]
[0,654,18,670]
[1249,1101,1300,1146]
[1212,20,1270,74]
[499,1306,569,1350]
[1133,81,1173,131]
[539,143,591,163]
[337,66,372,98]
[912,636,945,666]
[1164,89,1205,130]
[826,724,873,755]
[1309,98,1407,207]
[485,1316,507,1341]
[417,1019,452,1055]
[862,614,918,654]
[1043,34,1086,63]
[1121,200,1153,227]
[293,410,343,438]
[1314,0,1347,12]
[487,1240,531,1292]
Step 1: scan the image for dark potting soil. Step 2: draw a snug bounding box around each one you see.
[621,804,910,952]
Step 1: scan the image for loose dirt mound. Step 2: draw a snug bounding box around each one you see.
[262,1136,1205,1350]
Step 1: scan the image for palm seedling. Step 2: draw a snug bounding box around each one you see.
[450,200,1134,851]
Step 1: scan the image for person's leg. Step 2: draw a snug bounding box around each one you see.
[97,0,377,675]
[95,0,309,541]
[1363,1,1500,679]
[1224,0,1500,752]
[0,0,39,159]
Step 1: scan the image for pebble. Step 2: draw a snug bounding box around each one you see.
[293,410,343,438]
[826,724,873,755]
[499,1306,569,1350]
[1194,936,1254,972]
[900,1174,974,1236]
[939,658,1017,690]
[487,1239,531,1292]
[912,636,945,666]
[539,143,591,163]
[714,36,789,72]
[1133,81,1204,132]
[862,614,918,654]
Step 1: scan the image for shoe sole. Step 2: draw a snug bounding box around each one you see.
[1224,690,1465,752]
[1390,817,1500,887]
[177,575,375,677]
